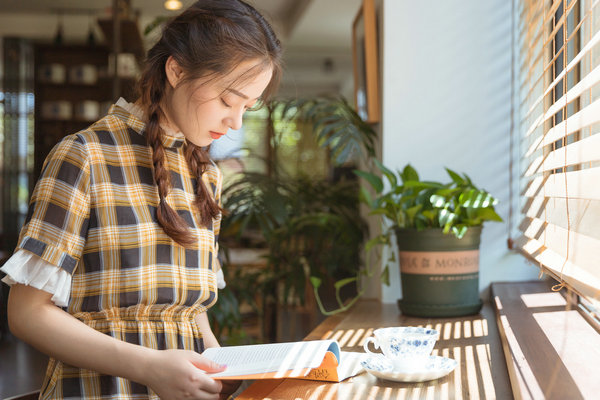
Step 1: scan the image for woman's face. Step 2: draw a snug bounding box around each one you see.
[163,58,273,147]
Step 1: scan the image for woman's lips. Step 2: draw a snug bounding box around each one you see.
[210,131,225,140]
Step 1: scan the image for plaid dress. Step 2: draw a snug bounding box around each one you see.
[16,104,221,399]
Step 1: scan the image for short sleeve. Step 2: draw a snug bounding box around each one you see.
[16,134,91,275]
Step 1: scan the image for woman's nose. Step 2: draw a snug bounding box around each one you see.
[227,108,244,130]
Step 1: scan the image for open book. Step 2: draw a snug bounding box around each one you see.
[202,340,365,382]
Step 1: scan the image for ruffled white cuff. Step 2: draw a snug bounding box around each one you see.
[0,249,72,307]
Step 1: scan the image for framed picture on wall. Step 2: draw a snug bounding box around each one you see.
[352,0,380,123]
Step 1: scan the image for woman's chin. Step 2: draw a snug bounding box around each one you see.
[185,135,213,148]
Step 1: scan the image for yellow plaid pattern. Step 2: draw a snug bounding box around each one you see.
[17,104,222,399]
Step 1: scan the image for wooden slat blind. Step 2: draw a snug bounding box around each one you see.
[517,0,600,301]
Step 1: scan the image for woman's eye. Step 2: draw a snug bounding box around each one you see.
[220,98,231,108]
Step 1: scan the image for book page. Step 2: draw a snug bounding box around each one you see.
[203,340,340,378]
[337,351,366,381]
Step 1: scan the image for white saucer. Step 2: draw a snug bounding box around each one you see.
[360,354,458,383]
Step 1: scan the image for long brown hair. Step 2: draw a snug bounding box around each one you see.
[136,0,282,247]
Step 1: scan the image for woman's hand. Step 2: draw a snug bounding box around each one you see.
[194,312,240,399]
[145,349,226,400]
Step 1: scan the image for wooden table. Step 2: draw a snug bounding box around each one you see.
[237,300,512,399]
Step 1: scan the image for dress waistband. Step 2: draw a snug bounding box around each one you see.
[73,305,198,323]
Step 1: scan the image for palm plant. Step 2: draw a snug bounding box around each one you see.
[278,97,377,164]
[219,172,366,330]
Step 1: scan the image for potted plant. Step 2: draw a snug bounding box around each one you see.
[212,97,373,340]
[356,162,503,317]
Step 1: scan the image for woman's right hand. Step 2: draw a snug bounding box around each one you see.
[145,349,226,400]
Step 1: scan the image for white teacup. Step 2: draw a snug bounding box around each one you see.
[363,326,439,371]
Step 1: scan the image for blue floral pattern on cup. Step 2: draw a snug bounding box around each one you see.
[363,326,439,359]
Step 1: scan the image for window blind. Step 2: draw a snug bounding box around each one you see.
[516,0,600,301]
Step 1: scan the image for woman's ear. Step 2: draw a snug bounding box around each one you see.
[165,56,184,88]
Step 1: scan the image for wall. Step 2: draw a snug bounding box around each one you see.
[379,0,540,303]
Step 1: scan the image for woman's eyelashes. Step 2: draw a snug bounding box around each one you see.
[220,98,231,108]
[221,98,256,112]
[221,97,246,110]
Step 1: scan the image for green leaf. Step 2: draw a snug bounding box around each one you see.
[317,120,346,144]
[334,277,358,290]
[359,186,373,207]
[395,209,406,227]
[401,164,419,182]
[445,167,465,185]
[475,207,504,222]
[405,204,423,222]
[422,209,438,223]
[460,189,498,208]
[430,194,447,208]
[415,214,430,228]
[416,188,436,206]
[354,170,384,193]
[439,208,457,228]
[403,181,442,190]
[365,234,390,251]
[374,159,398,188]
[451,225,468,239]
[435,188,459,197]
[309,276,322,289]
[380,266,390,286]
[280,100,300,119]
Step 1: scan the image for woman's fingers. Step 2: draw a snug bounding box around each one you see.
[191,352,227,373]
[191,363,223,395]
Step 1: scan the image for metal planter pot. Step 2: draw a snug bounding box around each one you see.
[395,227,483,317]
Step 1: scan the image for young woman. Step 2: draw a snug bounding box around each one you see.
[1,1,282,398]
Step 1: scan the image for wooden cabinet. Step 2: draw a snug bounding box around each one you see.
[33,43,136,180]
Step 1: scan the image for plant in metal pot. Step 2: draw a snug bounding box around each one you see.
[356,162,503,317]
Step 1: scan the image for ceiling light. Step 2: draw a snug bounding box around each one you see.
[164,0,182,11]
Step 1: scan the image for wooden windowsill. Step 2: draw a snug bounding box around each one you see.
[491,280,600,400]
